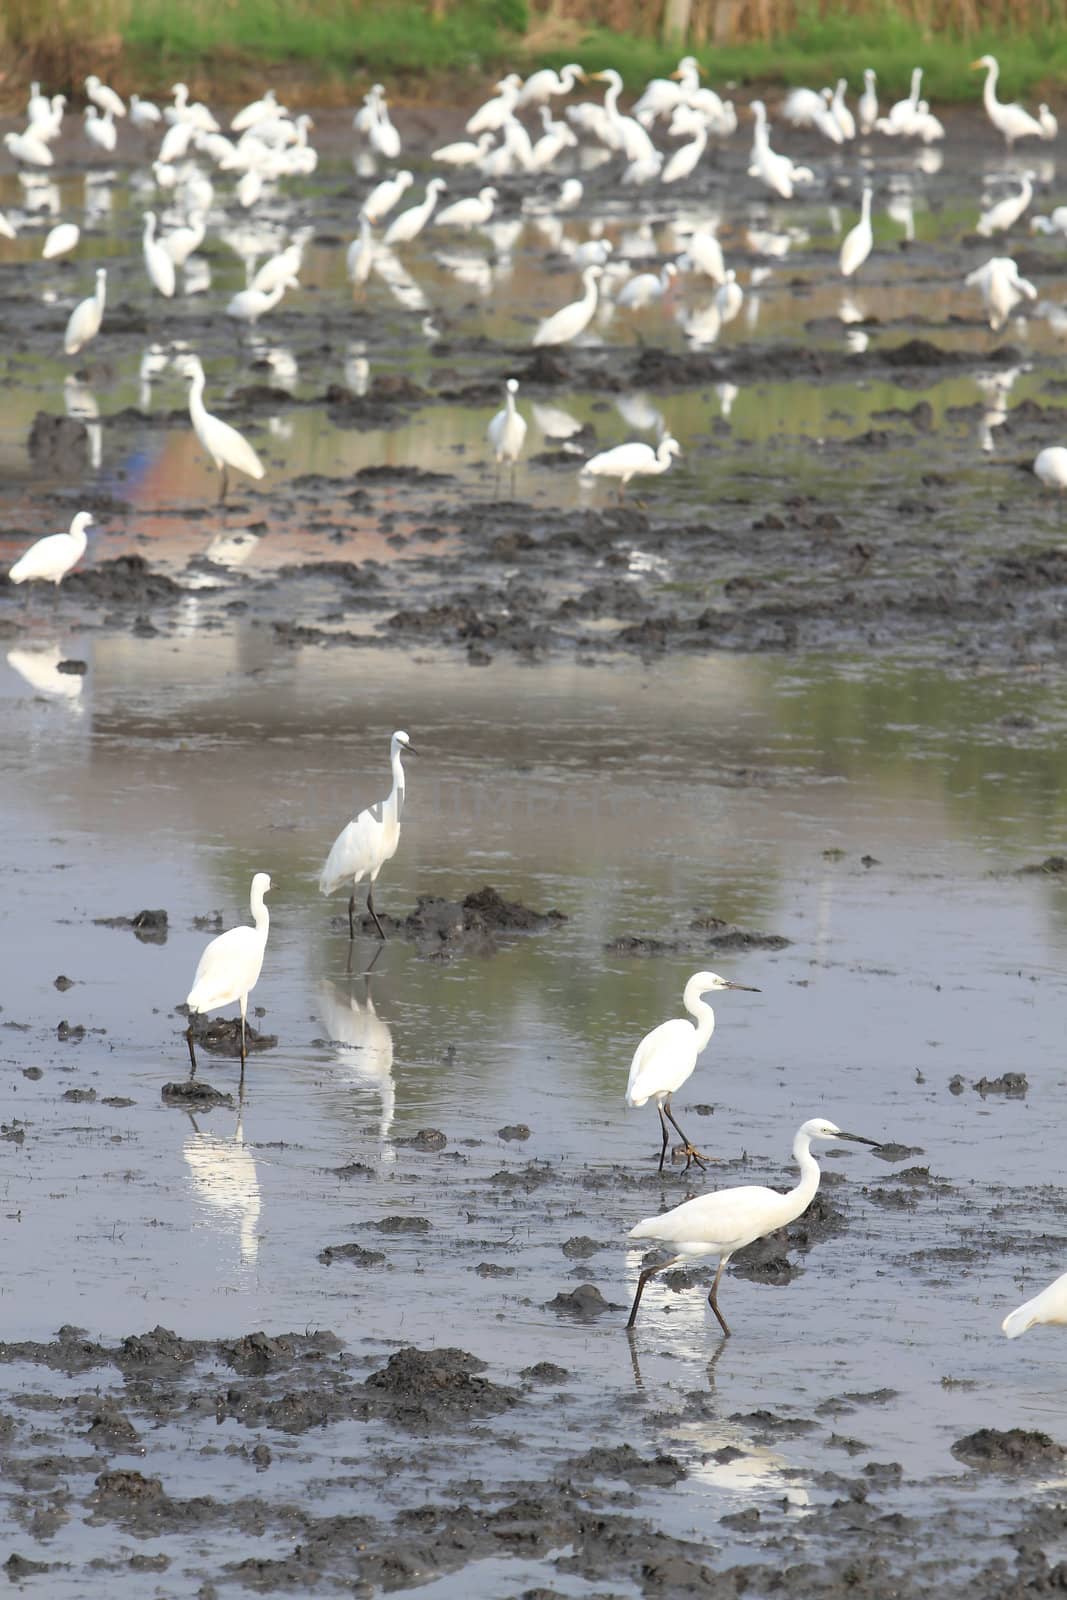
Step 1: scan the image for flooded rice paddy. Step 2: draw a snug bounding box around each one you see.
[1,102,1067,1597]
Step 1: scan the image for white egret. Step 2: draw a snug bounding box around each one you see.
[1034,447,1067,490]
[435,185,497,230]
[163,210,206,268]
[972,56,1044,148]
[27,82,49,124]
[518,63,585,107]
[181,355,266,501]
[4,129,54,167]
[487,377,527,490]
[556,177,583,210]
[880,67,923,135]
[432,132,494,167]
[226,278,296,326]
[385,178,447,244]
[185,872,272,1070]
[1039,104,1058,140]
[362,169,413,223]
[232,89,282,132]
[570,237,612,268]
[532,264,602,346]
[748,101,811,200]
[64,267,106,355]
[591,70,658,164]
[42,222,79,259]
[580,435,681,500]
[158,120,195,165]
[143,211,176,297]
[84,106,118,154]
[369,94,402,160]
[965,256,1037,331]
[617,261,677,310]
[912,101,945,143]
[1031,207,1067,236]
[682,228,726,284]
[9,512,92,586]
[319,729,416,942]
[858,69,878,134]
[660,119,707,185]
[633,56,702,127]
[977,174,1033,237]
[840,187,874,276]
[250,236,305,295]
[715,267,744,321]
[529,109,579,172]
[1003,1270,1067,1337]
[626,1117,883,1333]
[467,74,522,136]
[347,213,375,284]
[625,972,758,1173]
[85,75,125,118]
[830,79,856,140]
[129,94,162,129]
[0,211,16,241]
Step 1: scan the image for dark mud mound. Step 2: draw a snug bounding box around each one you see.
[363,1346,519,1427]
[567,1444,687,1486]
[0,1325,109,1373]
[607,911,789,957]
[93,907,168,944]
[64,556,182,606]
[545,1283,623,1319]
[27,412,88,471]
[362,885,566,954]
[161,1079,234,1109]
[188,1017,278,1057]
[318,1242,386,1267]
[1013,856,1067,876]
[953,1428,1065,1471]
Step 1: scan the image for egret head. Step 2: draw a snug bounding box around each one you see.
[800,1116,882,1147]
[971,54,995,70]
[392,729,418,756]
[688,970,759,995]
[251,871,272,898]
[506,377,519,393]
[661,436,683,459]
[71,512,94,536]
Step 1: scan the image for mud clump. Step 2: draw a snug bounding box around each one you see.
[952,1428,1065,1471]
[84,1403,141,1450]
[545,1283,623,1319]
[118,1327,198,1369]
[395,1128,448,1151]
[567,1444,687,1487]
[27,412,88,471]
[188,1017,278,1057]
[64,556,182,606]
[1014,856,1067,876]
[607,913,789,957]
[318,1242,386,1267]
[363,1346,519,1426]
[93,907,168,944]
[161,1079,234,1109]
[363,886,566,954]
[973,1073,1027,1098]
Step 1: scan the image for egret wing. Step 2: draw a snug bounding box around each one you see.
[625,1018,697,1106]
[187,926,263,1012]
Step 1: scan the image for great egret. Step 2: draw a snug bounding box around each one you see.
[840,187,873,276]
[858,68,878,134]
[518,63,585,107]
[626,1117,882,1333]
[467,74,522,136]
[965,256,1036,331]
[590,69,658,164]
[977,174,1033,237]
[319,729,416,941]
[181,355,265,501]
[1034,447,1067,489]
[347,214,375,284]
[715,267,744,321]
[143,211,176,297]
[42,222,79,259]
[972,56,1044,148]
[617,262,677,309]
[4,128,54,167]
[85,75,126,118]
[580,435,681,499]
[385,178,447,244]
[9,512,92,586]
[660,120,707,185]
[64,267,106,355]
[163,210,206,268]
[84,106,118,154]
[487,377,527,490]
[362,170,413,223]
[435,185,497,230]
[532,264,602,346]
[1039,104,1058,140]
[185,872,272,1070]
[129,94,162,129]
[1003,1270,1067,1337]
[626,972,758,1173]
[830,79,855,140]
[633,56,702,127]
[226,278,297,326]
[232,89,282,133]
[432,132,494,167]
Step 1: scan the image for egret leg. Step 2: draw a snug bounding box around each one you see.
[218,465,229,505]
[347,892,356,942]
[707,1257,731,1337]
[626,1254,681,1331]
[186,1020,198,1076]
[366,884,387,941]
[656,1103,670,1174]
[663,1097,710,1171]
[239,996,247,1064]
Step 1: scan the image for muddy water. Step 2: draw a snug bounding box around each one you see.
[2,106,1067,1596]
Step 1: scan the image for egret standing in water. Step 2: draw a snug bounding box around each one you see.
[626,972,759,1172]
[487,377,527,491]
[320,730,416,941]
[185,872,272,1072]
[840,187,873,277]
[626,1117,883,1333]
[181,355,265,501]
[580,436,681,501]
[64,267,106,356]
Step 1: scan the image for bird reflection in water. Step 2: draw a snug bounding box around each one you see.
[183,1108,261,1267]
[318,975,396,1164]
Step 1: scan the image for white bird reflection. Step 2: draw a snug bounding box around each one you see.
[680,300,721,349]
[205,528,262,570]
[19,173,60,214]
[614,392,665,435]
[345,340,370,396]
[7,643,84,707]
[975,363,1027,454]
[532,399,583,443]
[183,1110,261,1267]
[318,977,396,1164]
[64,375,101,469]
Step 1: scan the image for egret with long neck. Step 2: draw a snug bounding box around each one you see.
[319,730,417,941]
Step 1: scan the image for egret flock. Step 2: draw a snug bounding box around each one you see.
[3,55,1065,1345]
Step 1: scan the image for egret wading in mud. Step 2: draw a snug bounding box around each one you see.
[580,436,681,501]
[487,377,527,491]
[9,512,92,587]
[181,355,265,502]
[64,267,106,356]
[320,730,416,941]
[626,972,759,1173]
[626,1117,883,1333]
[185,872,272,1073]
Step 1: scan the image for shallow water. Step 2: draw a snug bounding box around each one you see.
[2,103,1067,1597]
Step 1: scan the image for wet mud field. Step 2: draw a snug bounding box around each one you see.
[2,105,1067,1596]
